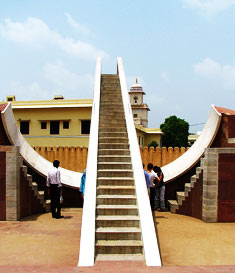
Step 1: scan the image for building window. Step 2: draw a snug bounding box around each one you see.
[63,121,69,129]
[134,114,138,118]
[134,96,138,104]
[20,121,29,135]
[41,121,47,129]
[50,121,60,135]
[81,120,91,134]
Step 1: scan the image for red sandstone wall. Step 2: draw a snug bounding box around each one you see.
[20,167,46,219]
[175,171,203,220]
[0,152,6,220]
[218,153,235,222]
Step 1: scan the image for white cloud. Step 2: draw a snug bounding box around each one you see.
[43,61,94,98]
[182,0,235,17]
[65,13,92,36]
[9,81,50,100]
[0,17,108,60]
[194,58,235,90]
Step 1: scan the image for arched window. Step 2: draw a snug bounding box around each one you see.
[134,96,138,104]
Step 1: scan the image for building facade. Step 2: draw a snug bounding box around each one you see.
[7,95,92,147]
[3,79,163,148]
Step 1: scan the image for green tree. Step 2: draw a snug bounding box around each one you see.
[148,140,159,148]
[160,115,189,148]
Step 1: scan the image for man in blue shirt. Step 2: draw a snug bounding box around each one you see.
[143,164,150,196]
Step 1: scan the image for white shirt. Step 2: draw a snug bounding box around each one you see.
[46,167,62,187]
[148,170,157,188]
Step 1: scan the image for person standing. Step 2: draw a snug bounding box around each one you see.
[46,160,64,219]
[153,166,167,211]
[143,164,150,196]
[147,163,157,210]
[80,169,86,200]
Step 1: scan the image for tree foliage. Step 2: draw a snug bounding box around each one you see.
[160,115,189,148]
[148,140,159,148]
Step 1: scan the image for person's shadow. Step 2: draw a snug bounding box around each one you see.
[63,216,73,219]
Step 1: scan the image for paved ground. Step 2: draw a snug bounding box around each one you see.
[0,208,235,272]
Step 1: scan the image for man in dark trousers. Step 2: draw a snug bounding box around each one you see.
[46,160,64,219]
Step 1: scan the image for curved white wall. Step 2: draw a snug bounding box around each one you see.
[1,103,82,187]
[162,105,222,182]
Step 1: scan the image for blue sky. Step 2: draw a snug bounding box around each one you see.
[1,0,235,133]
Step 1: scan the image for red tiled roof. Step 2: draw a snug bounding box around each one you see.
[214,106,235,115]
[0,103,8,112]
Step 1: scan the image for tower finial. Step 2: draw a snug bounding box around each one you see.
[136,78,138,84]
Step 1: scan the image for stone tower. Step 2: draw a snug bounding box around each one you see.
[128,79,150,127]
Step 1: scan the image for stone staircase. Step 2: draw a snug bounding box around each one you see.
[168,166,203,213]
[21,165,51,212]
[95,74,143,261]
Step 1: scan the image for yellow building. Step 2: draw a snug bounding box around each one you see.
[135,124,163,147]
[4,80,163,148]
[7,95,92,147]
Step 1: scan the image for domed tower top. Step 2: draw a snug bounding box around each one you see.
[129,78,145,94]
[128,78,150,128]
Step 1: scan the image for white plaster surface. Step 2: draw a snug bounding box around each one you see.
[118,57,162,267]
[78,57,101,266]
[1,103,82,188]
[162,105,222,182]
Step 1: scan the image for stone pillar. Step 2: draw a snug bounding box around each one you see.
[5,146,21,221]
[202,149,218,223]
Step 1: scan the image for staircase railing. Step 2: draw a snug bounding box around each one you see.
[117,57,161,266]
[78,57,101,266]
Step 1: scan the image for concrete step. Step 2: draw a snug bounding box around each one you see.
[177,192,187,205]
[99,105,124,111]
[98,149,130,156]
[98,137,129,144]
[97,169,133,178]
[98,132,128,138]
[191,175,196,184]
[32,182,37,189]
[100,102,123,106]
[99,114,125,119]
[168,200,179,213]
[95,240,143,254]
[100,94,122,100]
[97,195,136,205]
[98,143,129,150]
[99,118,126,125]
[98,155,131,163]
[98,162,132,170]
[185,183,192,192]
[99,123,126,129]
[45,199,51,212]
[95,254,143,261]
[97,177,134,186]
[99,109,124,114]
[98,127,127,133]
[96,227,141,240]
[97,186,136,195]
[96,215,139,228]
[101,78,119,83]
[96,205,138,215]
[100,98,123,103]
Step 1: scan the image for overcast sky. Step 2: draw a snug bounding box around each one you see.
[1,0,235,133]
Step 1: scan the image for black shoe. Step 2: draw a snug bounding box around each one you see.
[56,215,64,219]
[160,208,168,212]
[52,215,56,218]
